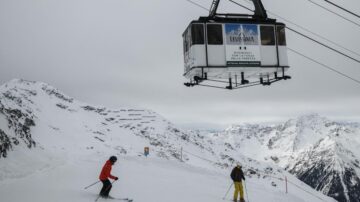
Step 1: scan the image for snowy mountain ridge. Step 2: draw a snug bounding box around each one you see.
[0,79,336,202]
[208,114,360,202]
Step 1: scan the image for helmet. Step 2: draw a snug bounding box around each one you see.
[109,156,117,163]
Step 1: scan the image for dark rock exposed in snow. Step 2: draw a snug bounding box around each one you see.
[0,83,36,158]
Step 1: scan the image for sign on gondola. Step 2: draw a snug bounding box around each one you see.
[225,24,261,66]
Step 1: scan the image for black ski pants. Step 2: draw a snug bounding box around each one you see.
[100,179,112,197]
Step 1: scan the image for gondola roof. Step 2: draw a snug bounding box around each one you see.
[194,16,281,24]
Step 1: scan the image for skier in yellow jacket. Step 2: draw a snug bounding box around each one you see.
[230,164,246,202]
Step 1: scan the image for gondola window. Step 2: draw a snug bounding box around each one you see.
[183,31,187,54]
[276,25,286,46]
[260,26,275,46]
[207,24,223,45]
[191,24,204,45]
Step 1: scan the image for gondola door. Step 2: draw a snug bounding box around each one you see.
[206,23,226,67]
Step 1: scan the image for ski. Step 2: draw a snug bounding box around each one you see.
[109,197,133,202]
[112,197,133,202]
[95,196,133,202]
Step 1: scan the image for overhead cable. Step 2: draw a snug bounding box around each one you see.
[228,0,253,12]
[286,26,360,64]
[185,0,209,11]
[288,47,360,86]
[307,0,360,28]
[321,0,360,19]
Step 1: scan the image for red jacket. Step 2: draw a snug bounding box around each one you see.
[99,160,117,180]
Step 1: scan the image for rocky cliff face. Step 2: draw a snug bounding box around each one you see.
[0,80,37,158]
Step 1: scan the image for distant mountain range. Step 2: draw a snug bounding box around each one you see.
[207,114,360,202]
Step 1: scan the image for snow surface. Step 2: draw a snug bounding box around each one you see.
[0,79,336,202]
[0,154,333,202]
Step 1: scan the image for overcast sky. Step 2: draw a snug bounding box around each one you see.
[1,0,360,129]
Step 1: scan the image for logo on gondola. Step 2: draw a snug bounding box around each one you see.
[225,24,259,45]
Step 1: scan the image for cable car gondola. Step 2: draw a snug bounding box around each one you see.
[182,0,291,89]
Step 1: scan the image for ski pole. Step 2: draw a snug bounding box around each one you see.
[223,182,233,200]
[84,180,101,189]
[95,180,117,202]
[244,180,250,202]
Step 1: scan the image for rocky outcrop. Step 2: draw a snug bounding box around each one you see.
[0,84,36,158]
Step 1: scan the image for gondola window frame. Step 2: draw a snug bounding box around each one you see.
[276,25,287,46]
[260,25,276,46]
[207,24,223,45]
[191,24,205,45]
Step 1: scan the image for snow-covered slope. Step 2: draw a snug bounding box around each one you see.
[209,114,360,202]
[0,155,330,202]
[0,79,335,202]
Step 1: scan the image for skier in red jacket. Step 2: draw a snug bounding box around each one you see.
[99,156,119,198]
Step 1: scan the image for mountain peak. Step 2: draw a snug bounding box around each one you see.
[1,79,75,107]
[1,78,41,89]
[295,113,329,126]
